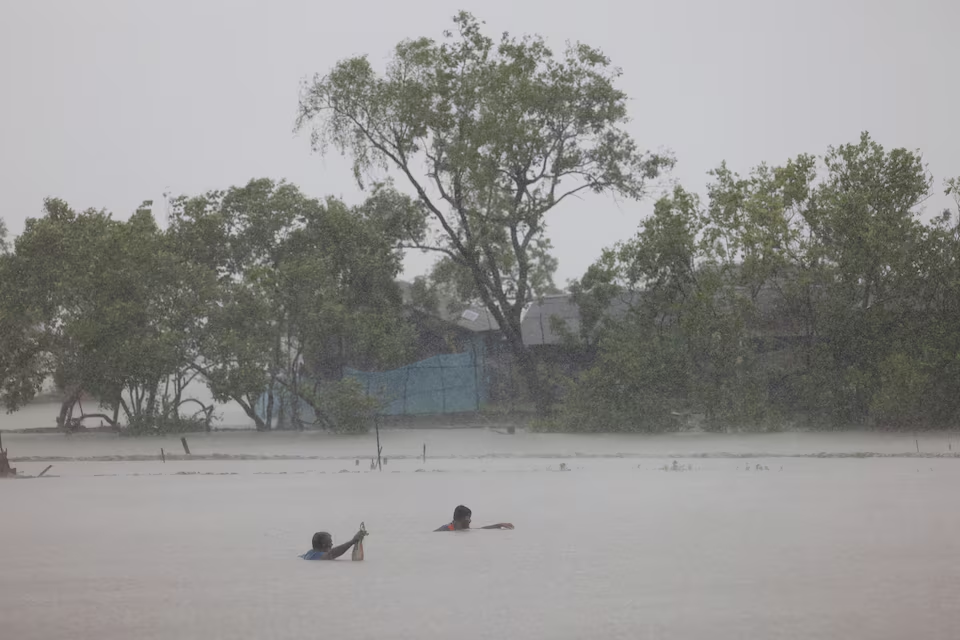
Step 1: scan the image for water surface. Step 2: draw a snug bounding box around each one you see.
[3,431,957,639]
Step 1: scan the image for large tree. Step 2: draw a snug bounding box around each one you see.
[0,200,215,431]
[167,179,420,430]
[296,11,672,412]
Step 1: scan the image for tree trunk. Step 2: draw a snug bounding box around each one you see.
[241,401,269,431]
[276,396,287,430]
[288,359,303,431]
[56,397,72,430]
[514,343,552,416]
[56,387,82,431]
[261,391,274,432]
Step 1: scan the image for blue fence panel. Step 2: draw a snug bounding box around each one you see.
[345,347,486,415]
[255,344,488,422]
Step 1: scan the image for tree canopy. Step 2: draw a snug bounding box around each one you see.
[0,180,422,433]
[297,11,672,412]
[555,133,960,432]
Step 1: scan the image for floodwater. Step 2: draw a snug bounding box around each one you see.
[3,429,959,639]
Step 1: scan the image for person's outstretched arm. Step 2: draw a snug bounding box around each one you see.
[323,531,365,559]
[479,523,514,530]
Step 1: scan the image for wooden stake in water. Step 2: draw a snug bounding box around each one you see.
[38,465,53,477]
[374,415,382,472]
[181,437,191,455]
[916,439,920,454]
[160,448,165,464]
[423,443,426,464]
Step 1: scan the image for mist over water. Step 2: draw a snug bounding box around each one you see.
[3,430,958,639]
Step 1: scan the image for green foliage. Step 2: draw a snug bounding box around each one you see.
[0,229,49,412]
[543,320,685,433]
[297,11,672,413]
[167,178,418,431]
[308,378,381,434]
[122,414,212,437]
[559,133,959,432]
[2,179,419,434]
[869,353,930,428]
[0,199,217,431]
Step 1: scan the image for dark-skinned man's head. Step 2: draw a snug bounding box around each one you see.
[311,532,333,551]
[452,505,472,530]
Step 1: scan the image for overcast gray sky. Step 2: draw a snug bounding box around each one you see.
[2,0,957,284]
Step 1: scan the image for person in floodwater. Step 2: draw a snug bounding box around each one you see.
[301,528,367,560]
[435,505,514,531]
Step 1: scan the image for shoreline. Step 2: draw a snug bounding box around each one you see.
[0,410,538,435]
[8,450,960,463]
[5,423,959,436]
[6,425,960,469]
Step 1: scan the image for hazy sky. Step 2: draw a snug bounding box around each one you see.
[2,0,957,284]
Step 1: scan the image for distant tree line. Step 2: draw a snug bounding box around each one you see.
[1,13,957,433]
[550,135,960,432]
[0,181,424,433]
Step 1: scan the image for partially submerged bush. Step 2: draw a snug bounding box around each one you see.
[122,414,212,436]
[309,378,382,434]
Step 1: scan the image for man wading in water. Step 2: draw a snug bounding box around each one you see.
[301,528,367,560]
[435,505,514,531]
